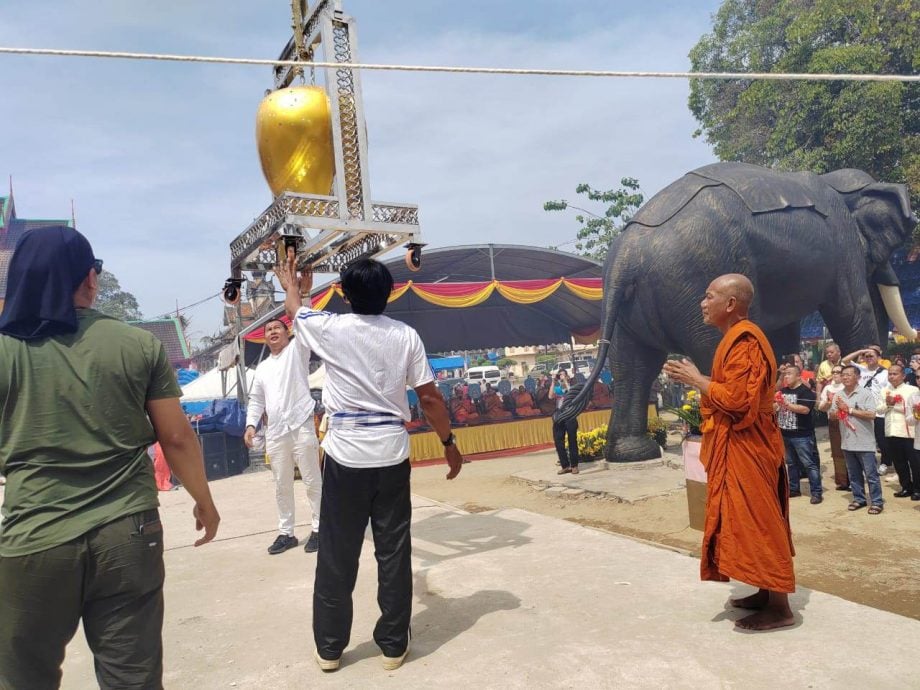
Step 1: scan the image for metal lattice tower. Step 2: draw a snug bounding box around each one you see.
[229,0,422,278]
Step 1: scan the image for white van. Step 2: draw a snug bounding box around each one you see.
[464,366,502,388]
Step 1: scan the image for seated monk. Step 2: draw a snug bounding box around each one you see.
[590,380,613,408]
[535,383,555,415]
[482,384,512,420]
[449,388,480,423]
[512,386,541,416]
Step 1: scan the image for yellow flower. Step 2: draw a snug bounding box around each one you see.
[682,404,692,411]
[686,390,697,399]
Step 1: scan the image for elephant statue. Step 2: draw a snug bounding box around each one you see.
[562,162,918,463]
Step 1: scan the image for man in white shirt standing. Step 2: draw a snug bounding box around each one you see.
[877,363,920,499]
[244,317,322,555]
[842,345,890,474]
[278,254,463,674]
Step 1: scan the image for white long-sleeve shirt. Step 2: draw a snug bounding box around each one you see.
[244,340,315,442]
[876,382,918,439]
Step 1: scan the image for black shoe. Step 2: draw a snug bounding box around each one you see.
[810,495,823,505]
[268,534,298,555]
[304,531,319,553]
[893,489,912,498]
[912,493,920,501]
[835,485,851,491]
[789,492,802,498]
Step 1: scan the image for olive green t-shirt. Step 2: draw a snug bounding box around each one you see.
[0,308,181,557]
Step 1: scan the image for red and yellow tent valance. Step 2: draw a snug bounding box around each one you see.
[244,277,602,343]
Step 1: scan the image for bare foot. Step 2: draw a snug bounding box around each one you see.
[735,608,795,631]
[730,589,769,610]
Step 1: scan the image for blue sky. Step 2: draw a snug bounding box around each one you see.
[0,0,721,343]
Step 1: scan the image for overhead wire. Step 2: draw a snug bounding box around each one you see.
[0,46,918,82]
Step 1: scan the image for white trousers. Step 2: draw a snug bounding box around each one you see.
[266,423,322,535]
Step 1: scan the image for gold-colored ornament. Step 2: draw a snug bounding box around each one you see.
[256,86,335,197]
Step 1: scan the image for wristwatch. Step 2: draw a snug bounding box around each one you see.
[441,432,456,447]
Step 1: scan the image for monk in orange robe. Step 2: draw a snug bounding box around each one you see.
[512,386,541,416]
[482,384,512,420]
[663,274,795,631]
[450,388,480,423]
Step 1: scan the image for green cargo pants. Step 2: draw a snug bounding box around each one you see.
[0,508,165,690]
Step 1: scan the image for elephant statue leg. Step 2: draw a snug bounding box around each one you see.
[607,324,667,462]
[764,322,802,361]
[818,295,881,355]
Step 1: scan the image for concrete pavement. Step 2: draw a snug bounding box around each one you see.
[45,468,920,689]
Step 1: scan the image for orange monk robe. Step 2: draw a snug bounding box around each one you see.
[512,390,540,416]
[699,319,795,593]
[483,391,512,419]
[450,396,480,423]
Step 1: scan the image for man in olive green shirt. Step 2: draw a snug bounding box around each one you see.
[0,226,220,689]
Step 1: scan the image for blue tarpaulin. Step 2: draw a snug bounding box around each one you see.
[428,356,465,372]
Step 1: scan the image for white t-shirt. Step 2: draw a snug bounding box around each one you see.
[245,340,316,442]
[855,363,888,417]
[293,308,433,467]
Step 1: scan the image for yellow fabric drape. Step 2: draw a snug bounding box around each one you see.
[562,278,603,300]
[409,410,611,462]
[312,286,336,311]
[388,281,412,302]
[494,279,563,304]
[410,282,496,308]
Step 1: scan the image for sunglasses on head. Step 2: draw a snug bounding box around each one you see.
[832,369,842,374]
[93,259,104,275]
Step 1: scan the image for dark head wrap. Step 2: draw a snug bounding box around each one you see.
[0,225,97,340]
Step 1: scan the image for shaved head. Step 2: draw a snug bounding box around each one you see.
[711,274,754,313]
[701,273,755,332]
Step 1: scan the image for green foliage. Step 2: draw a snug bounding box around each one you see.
[536,354,557,365]
[647,416,669,448]
[688,0,920,218]
[496,358,517,368]
[95,270,142,321]
[544,178,644,261]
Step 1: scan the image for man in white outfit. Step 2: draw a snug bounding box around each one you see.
[277,254,463,673]
[244,317,322,554]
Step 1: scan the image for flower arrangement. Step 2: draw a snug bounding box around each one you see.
[577,424,608,460]
[667,389,702,436]
[647,416,668,448]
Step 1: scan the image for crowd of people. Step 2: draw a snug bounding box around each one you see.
[775,342,920,513]
[432,370,614,429]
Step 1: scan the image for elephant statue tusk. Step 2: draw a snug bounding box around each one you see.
[878,283,918,341]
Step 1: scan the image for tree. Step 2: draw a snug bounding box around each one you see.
[544,178,644,261]
[95,270,143,321]
[688,0,920,214]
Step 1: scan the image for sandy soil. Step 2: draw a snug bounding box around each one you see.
[410,433,920,621]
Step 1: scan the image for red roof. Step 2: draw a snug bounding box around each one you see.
[129,318,191,367]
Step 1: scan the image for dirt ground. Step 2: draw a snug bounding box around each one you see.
[410,430,920,621]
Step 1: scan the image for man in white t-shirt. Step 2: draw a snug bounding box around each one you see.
[278,254,463,673]
[244,317,321,555]
[842,345,890,474]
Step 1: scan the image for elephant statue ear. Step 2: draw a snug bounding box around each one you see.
[860,182,916,224]
[820,168,876,195]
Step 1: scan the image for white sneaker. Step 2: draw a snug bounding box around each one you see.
[314,649,340,672]
[381,631,411,671]
[878,464,888,475]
